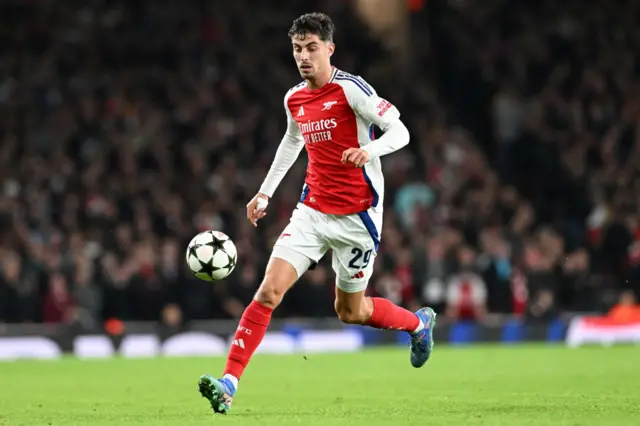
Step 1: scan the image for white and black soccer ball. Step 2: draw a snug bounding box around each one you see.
[186,231,237,281]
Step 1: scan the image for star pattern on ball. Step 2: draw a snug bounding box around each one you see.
[207,238,227,252]
[225,251,237,271]
[187,231,237,281]
[188,245,200,261]
[188,237,236,280]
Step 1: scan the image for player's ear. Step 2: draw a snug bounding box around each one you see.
[327,42,335,57]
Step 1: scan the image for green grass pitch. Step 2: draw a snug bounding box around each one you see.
[0,345,638,425]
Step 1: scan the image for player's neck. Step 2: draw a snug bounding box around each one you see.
[306,66,333,90]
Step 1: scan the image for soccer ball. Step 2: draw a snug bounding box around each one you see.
[186,231,237,281]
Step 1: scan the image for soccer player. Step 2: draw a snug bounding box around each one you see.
[198,12,436,414]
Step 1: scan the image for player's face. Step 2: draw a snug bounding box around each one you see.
[292,33,334,80]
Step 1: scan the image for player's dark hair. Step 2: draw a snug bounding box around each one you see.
[288,12,335,43]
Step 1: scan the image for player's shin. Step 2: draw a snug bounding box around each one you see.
[222,257,300,384]
[365,297,424,333]
[223,300,274,384]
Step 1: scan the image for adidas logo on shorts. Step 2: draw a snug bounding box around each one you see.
[350,271,365,279]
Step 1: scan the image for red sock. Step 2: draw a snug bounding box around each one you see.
[223,300,273,380]
[366,297,420,332]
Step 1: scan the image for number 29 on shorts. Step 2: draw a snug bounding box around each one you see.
[348,248,372,269]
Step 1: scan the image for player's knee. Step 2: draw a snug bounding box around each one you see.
[254,258,298,309]
[254,274,289,309]
[334,300,368,324]
[254,284,284,309]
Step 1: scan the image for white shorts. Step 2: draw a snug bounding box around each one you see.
[272,203,383,293]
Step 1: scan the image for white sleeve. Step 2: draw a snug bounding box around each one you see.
[258,95,305,197]
[341,78,410,158]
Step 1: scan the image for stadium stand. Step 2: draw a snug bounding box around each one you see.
[0,0,638,328]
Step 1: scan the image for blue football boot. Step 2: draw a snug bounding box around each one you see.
[410,307,437,368]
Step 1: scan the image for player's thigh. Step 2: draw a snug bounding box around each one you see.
[271,203,328,280]
[330,209,382,294]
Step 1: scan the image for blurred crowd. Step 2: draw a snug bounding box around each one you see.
[0,0,639,328]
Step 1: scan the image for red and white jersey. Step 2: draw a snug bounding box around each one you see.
[284,67,402,215]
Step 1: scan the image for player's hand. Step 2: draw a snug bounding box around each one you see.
[246,193,269,227]
[341,148,371,168]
